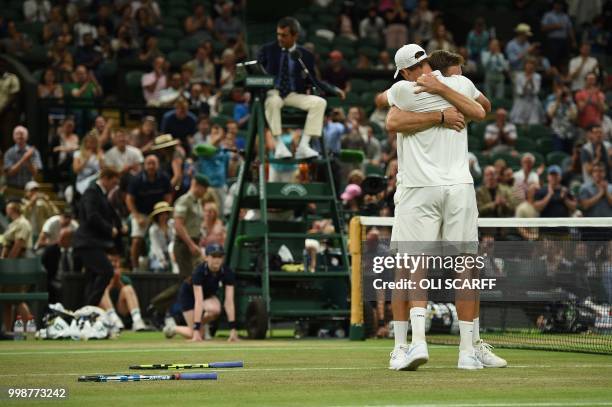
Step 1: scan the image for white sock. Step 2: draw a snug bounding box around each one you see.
[472,317,481,344]
[459,321,475,353]
[106,308,118,321]
[130,308,142,323]
[392,321,408,348]
[410,307,427,345]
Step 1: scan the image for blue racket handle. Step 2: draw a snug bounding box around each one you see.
[208,361,243,368]
[178,372,218,380]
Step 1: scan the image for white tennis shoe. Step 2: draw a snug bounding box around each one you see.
[389,342,429,371]
[458,349,484,370]
[474,340,507,368]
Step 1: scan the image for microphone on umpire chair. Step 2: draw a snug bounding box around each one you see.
[290,49,342,97]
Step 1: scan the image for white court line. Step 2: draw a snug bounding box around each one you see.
[350,403,612,407]
[0,345,448,356]
[1,364,612,377]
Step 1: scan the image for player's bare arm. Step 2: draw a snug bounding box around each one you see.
[415,74,486,121]
[386,106,465,133]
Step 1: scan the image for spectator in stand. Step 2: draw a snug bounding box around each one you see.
[72,133,104,196]
[126,154,172,270]
[514,152,541,201]
[457,47,478,79]
[337,10,358,41]
[50,118,78,187]
[568,42,599,92]
[562,141,584,188]
[148,201,174,272]
[158,73,188,107]
[214,2,242,45]
[375,50,395,70]
[22,181,58,236]
[579,162,612,217]
[0,201,34,329]
[1,21,32,57]
[192,116,211,147]
[1,202,32,258]
[584,16,609,58]
[533,165,577,217]
[48,37,74,83]
[131,116,158,153]
[426,24,455,54]
[113,23,139,59]
[575,73,606,129]
[75,33,102,71]
[150,134,187,195]
[359,7,385,44]
[74,8,97,46]
[481,39,509,99]
[185,45,216,86]
[466,17,489,63]
[200,202,226,247]
[38,68,63,100]
[188,83,211,117]
[581,124,610,184]
[91,4,115,36]
[383,1,409,50]
[410,0,435,45]
[194,125,230,213]
[23,0,51,23]
[3,126,42,197]
[138,36,163,65]
[142,56,167,106]
[104,129,144,177]
[506,23,535,73]
[0,60,21,152]
[540,0,576,69]
[322,51,351,95]
[484,108,518,155]
[219,49,237,90]
[67,65,103,135]
[36,207,78,251]
[135,6,159,39]
[477,166,517,217]
[356,53,372,70]
[88,115,113,151]
[42,6,70,44]
[510,58,545,125]
[160,98,198,152]
[546,81,578,154]
[184,4,214,39]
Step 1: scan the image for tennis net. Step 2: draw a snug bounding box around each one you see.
[349,216,612,355]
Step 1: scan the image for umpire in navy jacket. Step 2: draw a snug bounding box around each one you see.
[257,17,343,160]
[73,167,122,306]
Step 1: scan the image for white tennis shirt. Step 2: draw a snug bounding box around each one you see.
[387,70,481,188]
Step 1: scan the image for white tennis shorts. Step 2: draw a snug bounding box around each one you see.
[391,184,478,244]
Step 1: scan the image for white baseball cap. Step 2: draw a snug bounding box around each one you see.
[393,44,428,78]
[25,180,40,192]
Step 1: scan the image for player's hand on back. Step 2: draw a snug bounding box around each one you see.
[414,73,444,94]
[441,107,465,132]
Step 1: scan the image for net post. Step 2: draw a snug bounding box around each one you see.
[349,216,365,340]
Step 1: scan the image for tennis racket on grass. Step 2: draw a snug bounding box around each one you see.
[129,361,243,370]
[78,372,218,382]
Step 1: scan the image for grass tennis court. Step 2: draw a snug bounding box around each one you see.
[1,332,611,406]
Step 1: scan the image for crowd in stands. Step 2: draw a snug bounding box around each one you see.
[0,0,610,328]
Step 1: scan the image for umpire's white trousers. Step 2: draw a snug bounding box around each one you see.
[265,90,326,137]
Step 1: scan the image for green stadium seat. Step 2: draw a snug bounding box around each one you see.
[178,37,201,53]
[472,151,490,166]
[360,37,382,49]
[343,92,361,105]
[98,60,117,77]
[536,137,553,154]
[161,28,184,41]
[491,98,512,110]
[371,80,392,92]
[515,137,536,152]
[546,151,569,166]
[333,45,355,59]
[168,8,190,19]
[20,44,48,64]
[360,91,376,106]
[220,101,235,116]
[211,115,232,127]
[317,15,336,28]
[158,37,175,53]
[357,46,379,60]
[125,70,145,102]
[469,121,489,139]
[167,50,191,68]
[350,79,370,93]
[365,163,384,176]
[468,136,482,151]
[527,124,552,140]
[162,16,180,28]
[531,151,545,167]
[333,36,356,47]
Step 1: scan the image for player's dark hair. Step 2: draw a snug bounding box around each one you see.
[100,167,120,180]
[427,50,464,74]
[277,17,300,35]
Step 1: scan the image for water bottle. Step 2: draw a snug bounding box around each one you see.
[26,317,37,340]
[13,315,24,341]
